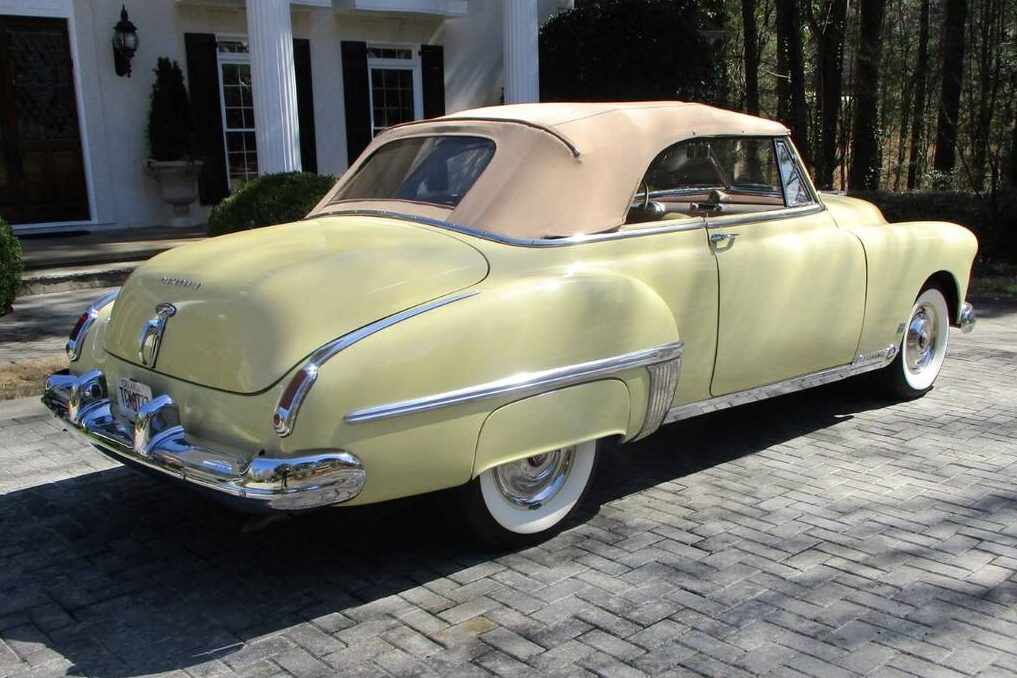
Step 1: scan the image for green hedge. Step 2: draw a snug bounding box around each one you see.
[850,190,1017,261]
[0,216,22,316]
[208,172,335,236]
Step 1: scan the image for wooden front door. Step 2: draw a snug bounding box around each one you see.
[0,15,89,224]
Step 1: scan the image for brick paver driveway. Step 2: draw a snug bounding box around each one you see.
[1,302,1016,678]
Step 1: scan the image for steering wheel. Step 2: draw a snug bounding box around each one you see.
[641,180,650,210]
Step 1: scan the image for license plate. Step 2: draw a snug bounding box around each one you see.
[115,377,153,421]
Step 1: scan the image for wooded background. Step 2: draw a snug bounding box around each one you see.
[541,0,1017,196]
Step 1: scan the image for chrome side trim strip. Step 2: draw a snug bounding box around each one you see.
[273,290,478,437]
[345,341,686,424]
[386,116,582,158]
[705,203,826,229]
[66,289,119,362]
[310,209,707,247]
[663,344,898,425]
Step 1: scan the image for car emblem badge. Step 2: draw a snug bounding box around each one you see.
[139,303,177,368]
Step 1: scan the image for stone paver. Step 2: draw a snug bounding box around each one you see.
[0,302,1015,677]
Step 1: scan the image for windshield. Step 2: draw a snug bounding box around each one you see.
[330,135,496,208]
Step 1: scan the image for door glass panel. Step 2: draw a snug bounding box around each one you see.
[776,139,815,207]
[630,137,783,224]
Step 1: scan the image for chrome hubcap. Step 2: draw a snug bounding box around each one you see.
[493,446,575,509]
[905,304,939,372]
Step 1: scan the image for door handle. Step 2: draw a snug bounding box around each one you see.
[709,232,739,243]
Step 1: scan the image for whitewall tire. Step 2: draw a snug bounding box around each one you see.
[876,285,951,399]
[458,440,599,546]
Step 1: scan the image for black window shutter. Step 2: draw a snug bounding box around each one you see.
[340,41,371,166]
[293,38,317,174]
[184,33,228,205]
[420,44,445,119]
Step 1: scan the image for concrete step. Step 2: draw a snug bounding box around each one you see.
[18,224,206,271]
[18,262,136,297]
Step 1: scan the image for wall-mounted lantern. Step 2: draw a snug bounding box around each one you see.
[112,5,139,77]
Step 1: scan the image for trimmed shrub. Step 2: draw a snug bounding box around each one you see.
[208,172,335,236]
[147,58,194,161]
[0,216,23,316]
[850,190,1017,262]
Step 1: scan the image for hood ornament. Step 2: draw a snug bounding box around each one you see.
[139,303,176,368]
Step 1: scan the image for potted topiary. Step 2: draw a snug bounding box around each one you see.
[146,57,202,227]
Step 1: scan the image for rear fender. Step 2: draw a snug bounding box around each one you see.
[473,380,630,478]
[291,269,679,504]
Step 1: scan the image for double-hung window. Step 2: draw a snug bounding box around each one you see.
[216,37,257,191]
[367,46,422,137]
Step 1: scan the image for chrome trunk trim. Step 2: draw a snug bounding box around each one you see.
[663,344,898,424]
[308,209,707,247]
[43,371,366,510]
[345,341,685,424]
[273,290,478,437]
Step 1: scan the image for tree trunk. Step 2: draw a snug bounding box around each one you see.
[906,0,930,189]
[813,0,848,189]
[742,0,760,115]
[849,0,887,189]
[933,0,967,175]
[776,0,810,164]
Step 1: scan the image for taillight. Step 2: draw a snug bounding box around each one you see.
[273,365,318,436]
[69,312,90,343]
[65,290,119,362]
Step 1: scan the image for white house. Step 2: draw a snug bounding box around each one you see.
[1,0,568,234]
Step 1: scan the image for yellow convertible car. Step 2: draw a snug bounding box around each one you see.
[43,102,977,545]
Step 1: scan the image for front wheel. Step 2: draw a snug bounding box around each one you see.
[457,440,599,547]
[874,286,950,400]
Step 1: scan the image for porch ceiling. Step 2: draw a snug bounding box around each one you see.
[175,0,467,17]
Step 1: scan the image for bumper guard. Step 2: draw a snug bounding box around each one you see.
[42,370,365,510]
[958,301,976,334]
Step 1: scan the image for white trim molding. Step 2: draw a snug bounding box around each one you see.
[332,0,467,17]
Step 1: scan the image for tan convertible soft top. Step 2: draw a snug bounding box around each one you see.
[311,102,789,240]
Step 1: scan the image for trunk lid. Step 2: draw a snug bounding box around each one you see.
[104,215,488,393]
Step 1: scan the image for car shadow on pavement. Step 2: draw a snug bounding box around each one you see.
[0,379,946,676]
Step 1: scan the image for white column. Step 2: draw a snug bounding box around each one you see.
[246,0,302,174]
[503,0,539,104]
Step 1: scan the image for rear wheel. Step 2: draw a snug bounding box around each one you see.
[875,286,950,400]
[458,440,599,547]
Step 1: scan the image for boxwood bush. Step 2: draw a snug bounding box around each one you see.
[0,216,23,316]
[851,190,1017,262]
[208,172,335,236]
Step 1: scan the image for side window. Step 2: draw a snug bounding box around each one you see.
[628,137,785,225]
[776,139,815,207]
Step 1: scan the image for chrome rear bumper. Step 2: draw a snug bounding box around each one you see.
[958,301,976,334]
[42,370,365,511]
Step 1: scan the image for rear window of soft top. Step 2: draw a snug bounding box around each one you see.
[330,135,495,208]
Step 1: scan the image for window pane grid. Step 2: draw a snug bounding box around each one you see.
[370,67,415,136]
[219,60,257,191]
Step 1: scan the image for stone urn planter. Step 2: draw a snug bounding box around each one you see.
[147,159,202,227]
